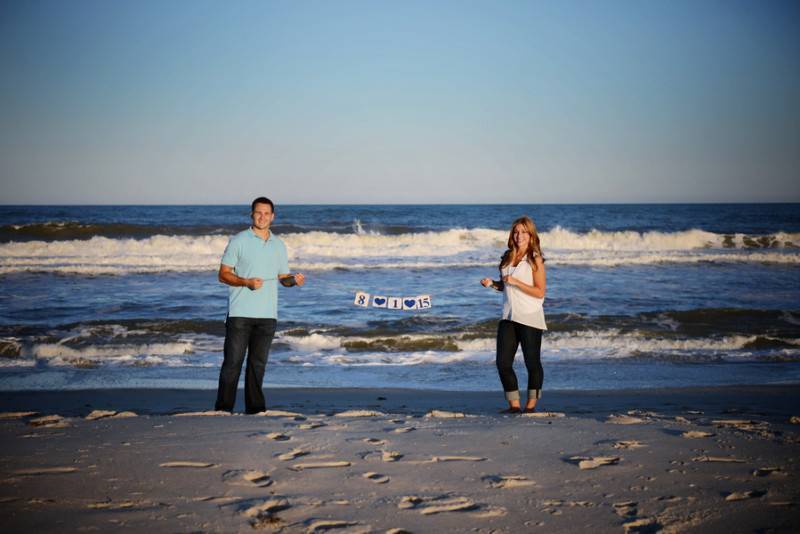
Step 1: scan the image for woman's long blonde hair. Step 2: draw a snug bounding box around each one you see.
[499,216,545,272]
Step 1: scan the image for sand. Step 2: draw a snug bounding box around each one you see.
[1,385,799,532]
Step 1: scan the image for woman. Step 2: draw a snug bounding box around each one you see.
[481,216,547,413]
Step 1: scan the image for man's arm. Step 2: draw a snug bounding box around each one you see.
[219,264,262,290]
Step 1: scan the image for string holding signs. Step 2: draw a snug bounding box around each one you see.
[354,292,432,311]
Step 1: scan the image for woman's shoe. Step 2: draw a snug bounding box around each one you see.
[523,407,537,414]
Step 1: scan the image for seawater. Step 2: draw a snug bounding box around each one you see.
[0,204,799,392]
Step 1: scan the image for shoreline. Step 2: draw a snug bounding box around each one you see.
[2,384,799,417]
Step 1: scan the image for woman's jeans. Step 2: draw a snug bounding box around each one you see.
[215,317,276,414]
[496,319,544,402]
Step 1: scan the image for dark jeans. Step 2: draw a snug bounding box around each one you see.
[215,316,276,414]
[496,319,544,396]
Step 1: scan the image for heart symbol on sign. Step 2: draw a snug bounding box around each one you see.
[374,297,386,305]
[404,299,416,308]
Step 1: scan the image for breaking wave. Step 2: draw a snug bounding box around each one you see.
[0,227,798,274]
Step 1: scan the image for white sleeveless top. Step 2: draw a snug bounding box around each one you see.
[501,258,547,330]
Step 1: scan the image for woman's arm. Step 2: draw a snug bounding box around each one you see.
[480,278,504,291]
[502,257,546,298]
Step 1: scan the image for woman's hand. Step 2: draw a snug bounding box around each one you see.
[502,275,517,287]
[480,278,493,288]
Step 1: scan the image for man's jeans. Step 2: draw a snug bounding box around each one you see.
[215,317,276,414]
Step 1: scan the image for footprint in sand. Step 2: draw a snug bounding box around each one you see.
[425,410,469,419]
[521,411,566,418]
[85,410,137,420]
[399,495,478,515]
[392,427,415,434]
[159,461,218,468]
[28,415,70,428]
[382,451,403,462]
[606,414,646,425]
[240,497,291,529]
[612,440,645,449]
[613,501,638,518]
[222,469,273,487]
[362,437,387,446]
[266,432,292,441]
[753,467,786,477]
[334,410,385,418]
[568,456,620,470]
[278,449,309,461]
[623,517,660,533]
[362,472,390,484]
[691,455,745,463]
[305,519,365,533]
[88,500,145,510]
[292,461,351,470]
[483,474,535,489]
[298,421,327,430]
[432,455,487,463]
[241,497,291,517]
[259,410,305,418]
[195,495,241,504]
[712,419,769,432]
[725,490,766,502]
[0,411,39,419]
[174,411,233,417]
[682,430,715,439]
[12,467,78,476]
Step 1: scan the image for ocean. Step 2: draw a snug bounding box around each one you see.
[1,204,799,393]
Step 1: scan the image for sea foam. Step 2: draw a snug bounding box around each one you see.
[0,228,797,274]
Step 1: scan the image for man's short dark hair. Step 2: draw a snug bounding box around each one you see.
[251,197,274,213]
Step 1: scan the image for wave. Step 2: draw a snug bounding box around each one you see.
[1,228,798,274]
[2,308,797,369]
[3,308,797,343]
[0,220,434,242]
[3,332,798,369]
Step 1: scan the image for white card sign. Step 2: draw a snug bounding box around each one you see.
[352,292,432,311]
[354,291,370,307]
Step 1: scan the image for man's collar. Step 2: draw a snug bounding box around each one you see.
[249,227,272,241]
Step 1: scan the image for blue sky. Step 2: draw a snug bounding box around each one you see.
[1,0,798,204]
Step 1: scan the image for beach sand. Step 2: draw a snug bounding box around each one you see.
[1,385,799,532]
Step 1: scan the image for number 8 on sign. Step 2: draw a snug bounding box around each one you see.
[354,291,370,307]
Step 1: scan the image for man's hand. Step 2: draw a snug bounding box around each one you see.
[246,277,263,290]
[279,273,305,287]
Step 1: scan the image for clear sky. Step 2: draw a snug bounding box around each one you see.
[1,0,798,204]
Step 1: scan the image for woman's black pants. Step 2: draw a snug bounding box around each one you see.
[496,319,544,401]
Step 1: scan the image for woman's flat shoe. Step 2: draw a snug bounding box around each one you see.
[523,407,536,414]
[500,407,521,414]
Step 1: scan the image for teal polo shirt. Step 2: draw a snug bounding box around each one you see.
[221,229,290,319]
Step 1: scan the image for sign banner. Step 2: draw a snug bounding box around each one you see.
[354,292,432,310]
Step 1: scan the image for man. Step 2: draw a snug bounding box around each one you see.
[215,197,305,414]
